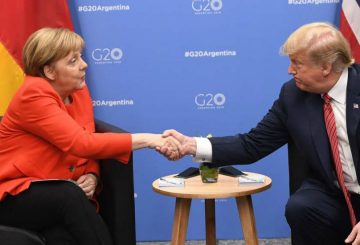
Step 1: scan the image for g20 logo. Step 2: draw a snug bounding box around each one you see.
[91,48,123,63]
[192,0,223,12]
[195,93,226,107]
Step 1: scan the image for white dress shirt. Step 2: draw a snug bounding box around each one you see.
[193,137,212,162]
[327,69,360,194]
[194,68,360,193]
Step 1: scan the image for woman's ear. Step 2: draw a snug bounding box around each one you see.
[43,65,55,80]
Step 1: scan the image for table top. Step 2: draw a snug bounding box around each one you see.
[152,172,272,199]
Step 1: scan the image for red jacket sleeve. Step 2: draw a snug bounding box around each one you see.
[15,78,132,163]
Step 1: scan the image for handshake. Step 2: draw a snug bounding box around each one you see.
[146,130,198,161]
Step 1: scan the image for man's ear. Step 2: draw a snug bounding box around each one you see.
[322,63,332,77]
[43,65,55,80]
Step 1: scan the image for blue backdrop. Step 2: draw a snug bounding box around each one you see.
[68,0,341,241]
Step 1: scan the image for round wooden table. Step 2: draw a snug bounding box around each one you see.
[152,172,272,245]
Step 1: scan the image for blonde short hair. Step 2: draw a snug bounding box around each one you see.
[23,27,84,77]
[281,22,354,72]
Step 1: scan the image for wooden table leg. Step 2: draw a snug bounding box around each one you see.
[171,198,191,245]
[236,196,258,245]
[205,199,216,245]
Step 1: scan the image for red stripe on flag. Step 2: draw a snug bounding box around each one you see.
[0,0,73,68]
[340,9,360,63]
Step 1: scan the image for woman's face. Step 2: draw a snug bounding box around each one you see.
[45,50,88,98]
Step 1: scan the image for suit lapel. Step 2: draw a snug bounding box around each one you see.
[346,66,360,176]
[307,94,334,181]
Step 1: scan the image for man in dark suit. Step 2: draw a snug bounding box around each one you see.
[161,22,360,244]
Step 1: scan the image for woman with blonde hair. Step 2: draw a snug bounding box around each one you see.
[0,27,178,245]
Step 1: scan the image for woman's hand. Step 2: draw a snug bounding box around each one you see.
[76,173,98,199]
[346,222,360,244]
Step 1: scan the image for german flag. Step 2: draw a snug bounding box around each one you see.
[0,0,73,115]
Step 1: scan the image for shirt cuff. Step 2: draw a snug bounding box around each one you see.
[193,137,212,162]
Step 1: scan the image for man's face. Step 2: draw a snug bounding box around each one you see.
[288,53,329,94]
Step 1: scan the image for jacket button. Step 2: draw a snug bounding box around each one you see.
[69,166,75,172]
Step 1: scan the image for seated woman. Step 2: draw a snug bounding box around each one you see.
[0,27,178,245]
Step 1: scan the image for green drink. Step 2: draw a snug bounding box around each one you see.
[199,163,219,183]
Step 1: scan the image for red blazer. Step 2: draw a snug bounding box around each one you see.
[0,76,132,201]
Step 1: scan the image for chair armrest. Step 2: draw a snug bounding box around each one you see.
[95,119,136,245]
[95,119,128,134]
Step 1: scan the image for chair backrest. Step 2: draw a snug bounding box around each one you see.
[288,138,311,194]
[95,119,136,245]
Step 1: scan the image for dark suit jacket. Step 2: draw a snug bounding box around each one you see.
[209,64,360,192]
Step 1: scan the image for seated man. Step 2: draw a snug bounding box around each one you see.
[161,22,360,245]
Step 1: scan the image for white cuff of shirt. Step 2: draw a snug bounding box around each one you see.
[193,137,212,163]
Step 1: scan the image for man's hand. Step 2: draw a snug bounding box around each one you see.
[346,223,360,244]
[160,129,197,159]
[76,173,98,199]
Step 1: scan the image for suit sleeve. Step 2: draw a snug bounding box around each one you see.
[17,83,132,163]
[209,84,290,166]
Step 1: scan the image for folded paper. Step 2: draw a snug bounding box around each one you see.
[238,174,265,184]
[158,177,185,188]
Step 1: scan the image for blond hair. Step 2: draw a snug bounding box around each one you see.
[281,22,353,72]
[23,27,84,77]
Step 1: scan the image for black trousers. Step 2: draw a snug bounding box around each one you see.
[285,179,360,245]
[0,181,112,245]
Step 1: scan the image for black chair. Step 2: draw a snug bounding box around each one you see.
[0,117,136,245]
